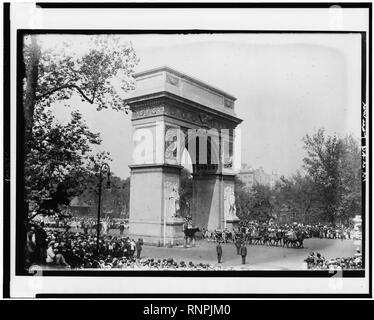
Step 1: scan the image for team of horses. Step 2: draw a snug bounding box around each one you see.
[183,222,310,249]
[205,228,309,249]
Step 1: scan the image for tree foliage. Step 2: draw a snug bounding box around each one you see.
[302,129,361,224]
[234,177,252,218]
[24,35,138,110]
[235,179,275,222]
[23,34,139,148]
[235,129,361,226]
[336,135,362,223]
[273,173,322,224]
[302,129,342,223]
[23,34,139,219]
[77,175,130,218]
[26,106,111,218]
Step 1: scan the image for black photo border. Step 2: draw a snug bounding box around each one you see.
[3,2,11,299]
[3,2,372,298]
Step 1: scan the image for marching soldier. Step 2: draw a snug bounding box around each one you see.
[235,238,242,255]
[136,238,143,259]
[216,241,223,263]
[240,242,247,264]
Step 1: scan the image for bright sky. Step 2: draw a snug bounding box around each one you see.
[47,33,362,179]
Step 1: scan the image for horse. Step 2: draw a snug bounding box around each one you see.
[284,230,306,248]
[202,229,214,241]
[265,229,277,246]
[183,227,200,247]
[223,229,234,243]
[268,230,285,247]
[246,229,260,245]
[211,229,225,243]
[294,230,307,248]
[232,229,244,242]
[283,231,296,248]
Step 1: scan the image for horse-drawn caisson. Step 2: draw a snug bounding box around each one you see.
[207,226,308,249]
[208,229,237,243]
[182,220,201,247]
[238,227,308,248]
[282,229,308,248]
[182,217,309,249]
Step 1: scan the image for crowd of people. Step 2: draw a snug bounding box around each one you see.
[304,250,363,270]
[237,220,354,241]
[33,215,129,235]
[25,220,247,270]
[203,221,354,249]
[25,214,362,271]
[25,220,220,270]
[25,221,142,269]
[88,258,216,270]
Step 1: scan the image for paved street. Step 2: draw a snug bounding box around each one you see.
[139,238,359,270]
[65,227,359,270]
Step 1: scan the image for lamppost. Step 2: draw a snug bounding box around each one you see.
[96,163,111,255]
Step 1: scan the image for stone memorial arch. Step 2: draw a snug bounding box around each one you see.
[125,66,242,245]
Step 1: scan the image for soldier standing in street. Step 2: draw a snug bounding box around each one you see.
[119,222,125,236]
[136,238,143,259]
[216,241,223,263]
[240,242,247,264]
[235,237,242,255]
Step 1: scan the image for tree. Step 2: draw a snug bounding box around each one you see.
[77,175,130,218]
[23,34,139,150]
[302,128,361,224]
[248,184,276,222]
[302,129,342,223]
[235,179,275,222]
[234,177,252,219]
[274,172,322,224]
[26,106,111,219]
[23,34,139,218]
[337,135,362,224]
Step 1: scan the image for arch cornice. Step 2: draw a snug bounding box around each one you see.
[127,92,242,130]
